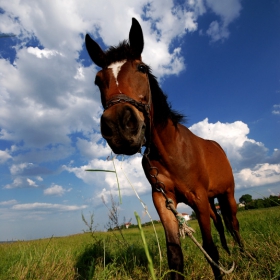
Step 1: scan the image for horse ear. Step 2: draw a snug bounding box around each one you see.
[129,18,144,58]
[85,34,106,68]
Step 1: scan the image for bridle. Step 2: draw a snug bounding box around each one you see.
[102,71,153,156]
[104,94,151,116]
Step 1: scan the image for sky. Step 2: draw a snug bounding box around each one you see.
[0,0,279,241]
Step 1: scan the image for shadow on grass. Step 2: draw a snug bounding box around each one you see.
[75,239,149,280]
[75,239,114,280]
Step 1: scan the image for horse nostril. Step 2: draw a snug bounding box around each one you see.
[101,121,113,138]
[122,107,138,131]
[101,116,113,138]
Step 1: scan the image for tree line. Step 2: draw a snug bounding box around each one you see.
[238,194,280,210]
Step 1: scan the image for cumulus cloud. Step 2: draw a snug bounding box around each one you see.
[204,0,242,42]
[76,133,112,159]
[0,150,12,164]
[64,154,149,204]
[12,203,87,211]
[4,177,41,189]
[0,199,17,206]
[27,178,38,188]
[235,163,280,189]
[27,47,62,59]
[44,184,70,196]
[9,162,51,176]
[0,49,101,149]
[206,20,229,42]
[272,104,280,115]
[268,149,280,164]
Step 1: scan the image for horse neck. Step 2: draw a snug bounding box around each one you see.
[148,119,181,162]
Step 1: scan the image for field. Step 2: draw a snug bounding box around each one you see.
[0,207,279,280]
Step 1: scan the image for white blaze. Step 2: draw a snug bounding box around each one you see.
[108,60,126,86]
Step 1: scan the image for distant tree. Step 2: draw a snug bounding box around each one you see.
[254,199,265,209]
[239,194,252,205]
[267,195,280,207]
[190,211,197,220]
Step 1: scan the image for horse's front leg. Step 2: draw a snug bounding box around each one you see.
[152,191,184,280]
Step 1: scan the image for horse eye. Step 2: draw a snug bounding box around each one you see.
[137,64,147,73]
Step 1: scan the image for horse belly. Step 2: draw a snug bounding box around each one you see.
[204,144,234,197]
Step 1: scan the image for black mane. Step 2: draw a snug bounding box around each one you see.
[104,41,185,127]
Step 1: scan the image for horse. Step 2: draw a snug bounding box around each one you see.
[85,18,243,280]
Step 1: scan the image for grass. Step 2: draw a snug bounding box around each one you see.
[0,207,279,280]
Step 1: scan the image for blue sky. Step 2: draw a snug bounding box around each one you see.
[0,0,279,241]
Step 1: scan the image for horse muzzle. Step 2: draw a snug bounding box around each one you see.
[100,104,146,155]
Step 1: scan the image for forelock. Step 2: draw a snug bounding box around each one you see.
[104,40,140,66]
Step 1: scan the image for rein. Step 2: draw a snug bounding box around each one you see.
[103,75,234,275]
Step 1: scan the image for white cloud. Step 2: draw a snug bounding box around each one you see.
[206,20,229,42]
[235,163,280,189]
[76,134,111,159]
[9,162,51,176]
[27,47,62,59]
[10,163,33,175]
[204,0,242,42]
[12,203,87,211]
[4,177,24,189]
[0,199,17,206]
[272,104,280,115]
[0,150,12,164]
[0,50,102,149]
[205,0,242,23]
[4,177,40,189]
[44,184,68,196]
[27,178,38,188]
[64,154,149,203]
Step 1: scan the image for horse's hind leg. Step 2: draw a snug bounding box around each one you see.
[209,198,230,255]
[195,194,222,279]
[218,192,243,251]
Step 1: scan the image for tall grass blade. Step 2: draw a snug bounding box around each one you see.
[85,155,122,204]
[134,211,157,280]
[32,235,54,280]
[112,157,122,204]
[85,169,115,173]
[121,165,162,274]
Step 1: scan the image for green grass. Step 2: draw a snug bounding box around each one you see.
[0,207,279,280]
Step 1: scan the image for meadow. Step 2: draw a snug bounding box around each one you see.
[0,206,279,280]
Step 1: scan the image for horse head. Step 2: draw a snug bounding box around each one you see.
[85,18,151,155]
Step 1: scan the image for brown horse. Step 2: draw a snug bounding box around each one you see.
[85,18,243,279]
